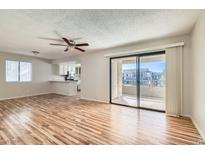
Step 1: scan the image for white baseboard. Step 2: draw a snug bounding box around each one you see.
[191,116,205,141]
[0,94,108,104]
[0,92,54,101]
[80,97,108,104]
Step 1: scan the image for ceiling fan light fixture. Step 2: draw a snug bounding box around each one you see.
[32,51,40,55]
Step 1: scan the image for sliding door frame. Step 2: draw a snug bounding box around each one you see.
[109,50,165,112]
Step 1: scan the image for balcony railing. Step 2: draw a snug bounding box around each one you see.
[123,79,165,87]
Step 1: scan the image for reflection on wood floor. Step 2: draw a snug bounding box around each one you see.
[0,94,203,144]
[112,94,165,110]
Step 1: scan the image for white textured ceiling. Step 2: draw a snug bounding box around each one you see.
[0,10,201,59]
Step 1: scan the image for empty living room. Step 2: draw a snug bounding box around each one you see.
[0,2,205,153]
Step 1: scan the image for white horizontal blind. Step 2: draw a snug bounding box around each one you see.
[20,62,32,82]
[6,60,19,82]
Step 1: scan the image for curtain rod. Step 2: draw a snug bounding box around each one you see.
[104,42,184,58]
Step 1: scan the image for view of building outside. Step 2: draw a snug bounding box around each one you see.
[122,69,137,85]
[122,61,166,87]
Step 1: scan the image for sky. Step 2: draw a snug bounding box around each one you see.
[122,61,165,72]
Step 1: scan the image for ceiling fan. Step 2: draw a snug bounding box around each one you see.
[49,37,89,52]
[40,31,89,52]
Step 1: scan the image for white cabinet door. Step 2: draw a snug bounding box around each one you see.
[63,64,68,75]
[59,63,68,75]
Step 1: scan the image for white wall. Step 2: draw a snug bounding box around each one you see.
[0,52,53,100]
[111,60,122,99]
[190,13,205,139]
[53,34,192,116]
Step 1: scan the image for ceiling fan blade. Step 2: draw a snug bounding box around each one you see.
[39,37,63,42]
[62,37,70,45]
[75,47,85,52]
[50,43,67,46]
[75,43,89,46]
[64,47,69,52]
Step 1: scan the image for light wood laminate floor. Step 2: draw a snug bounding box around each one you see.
[0,94,203,144]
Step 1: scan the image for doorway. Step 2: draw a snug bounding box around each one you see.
[110,51,166,111]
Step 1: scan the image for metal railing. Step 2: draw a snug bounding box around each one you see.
[123,79,166,87]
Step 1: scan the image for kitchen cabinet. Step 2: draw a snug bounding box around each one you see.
[59,63,69,75]
[59,63,81,78]
[49,80,77,96]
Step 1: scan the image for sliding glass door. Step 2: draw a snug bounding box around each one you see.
[110,52,166,111]
[111,56,138,107]
[139,54,166,111]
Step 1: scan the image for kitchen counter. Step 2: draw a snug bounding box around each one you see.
[50,80,77,96]
[49,80,77,83]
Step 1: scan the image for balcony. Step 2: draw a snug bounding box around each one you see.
[112,84,165,111]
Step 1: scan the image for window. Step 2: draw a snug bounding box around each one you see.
[20,62,32,82]
[6,60,19,82]
[6,60,32,82]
